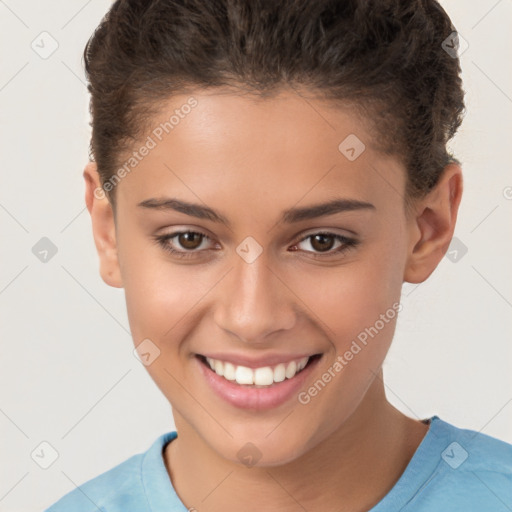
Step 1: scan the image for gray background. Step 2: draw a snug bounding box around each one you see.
[1,1,511,511]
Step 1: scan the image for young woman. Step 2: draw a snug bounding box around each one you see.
[45,0,512,510]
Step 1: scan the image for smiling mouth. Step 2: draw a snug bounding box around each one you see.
[196,354,322,388]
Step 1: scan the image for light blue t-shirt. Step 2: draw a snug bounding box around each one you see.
[43,415,512,511]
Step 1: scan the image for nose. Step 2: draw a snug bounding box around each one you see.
[213,251,297,344]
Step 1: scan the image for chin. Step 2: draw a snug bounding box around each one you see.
[208,429,313,469]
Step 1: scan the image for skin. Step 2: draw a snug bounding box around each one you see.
[83,88,463,512]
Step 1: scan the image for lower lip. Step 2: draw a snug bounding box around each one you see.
[195,355,322,410]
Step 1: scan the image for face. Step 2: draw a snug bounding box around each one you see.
[85,87,458,466]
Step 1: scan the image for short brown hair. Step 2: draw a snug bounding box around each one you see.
[83,0,465,210]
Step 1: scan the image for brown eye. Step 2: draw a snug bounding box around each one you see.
[154,230,213,259]
[292,232,359,258]
[309,234,336,252]
[177,232,204,250]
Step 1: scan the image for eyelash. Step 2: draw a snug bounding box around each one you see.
[153,230,359,260]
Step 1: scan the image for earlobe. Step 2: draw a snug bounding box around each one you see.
[403,163,463,284]
[83,161,124,289]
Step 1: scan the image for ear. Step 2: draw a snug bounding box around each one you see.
[403,163,463,284]
[83,161,123,288]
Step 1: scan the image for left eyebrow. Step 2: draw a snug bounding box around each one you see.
[281,198,376,223]
[137,197,376,227]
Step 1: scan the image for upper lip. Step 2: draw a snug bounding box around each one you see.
[197,352,321,369]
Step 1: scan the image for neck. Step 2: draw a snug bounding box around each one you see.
[164,372,429,512]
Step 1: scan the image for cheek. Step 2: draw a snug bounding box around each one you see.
[117,228,192,345]
[120,250,211,397]
[289,250,404,428]
[292,253,402,344]
[123,257,212,345]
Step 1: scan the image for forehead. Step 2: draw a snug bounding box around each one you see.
[116,88,405,219]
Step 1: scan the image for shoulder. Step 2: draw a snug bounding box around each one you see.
[43,432,176,512]
[433,416,512,474]
[414,416,512,509]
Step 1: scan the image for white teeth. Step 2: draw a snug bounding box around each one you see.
[297,357,308,371]
[214,360,224,376]
[273,363,286,383]
[285,360,297,379]
[223,362,236,381]
[204,355,311,386]
[235,365,254,385]
[254,367,274,386]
